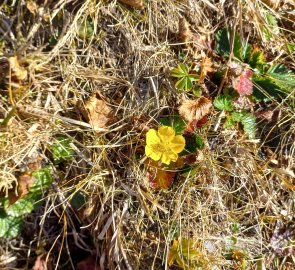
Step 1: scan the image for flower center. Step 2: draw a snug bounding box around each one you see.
[152,142,171,153]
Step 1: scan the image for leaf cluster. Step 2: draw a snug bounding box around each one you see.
[171,63,199,91]
[215,29,295,101]
[213,95,256,139]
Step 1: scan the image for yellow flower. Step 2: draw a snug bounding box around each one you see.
[145,126,185,165]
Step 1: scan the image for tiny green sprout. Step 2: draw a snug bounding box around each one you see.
[231,223,240,234]
[171,63,199,91]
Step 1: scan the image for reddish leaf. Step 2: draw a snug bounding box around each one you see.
[186,116,208,132]
[77,256,101,270]
[33,255,52,270]
[233,70,253,96]
[147,169,175,189]
[183,154,197,164]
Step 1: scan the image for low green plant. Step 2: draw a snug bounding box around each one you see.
[0,167,53,238]
[50,136,75,164]
[171,63,199,91]
[213,95,256,139]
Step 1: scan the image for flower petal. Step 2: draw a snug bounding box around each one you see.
[170,135,186,154]
[158,126,175,142]
[145,145,161,161]
[161,151,178,165]
[146,129,160,145]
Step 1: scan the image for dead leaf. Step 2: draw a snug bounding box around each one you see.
[17,173,35,198]
[9,56,27,82]
[178,97,212,122]
[77,255,101,270]
[179,17,194,46]
[77,93,112,131]
[179,18,211,55]
[233,69,253,96]
[261,0,281,10]
[233,96,252,110]
[118,0,144,9]
[199,55,213,83]
[8,172,37,205]
[33,254,52,270]
[26,0,38,14]
[255,108,281,123]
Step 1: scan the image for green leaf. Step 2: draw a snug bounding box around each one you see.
[225,116,236,128]
[242,43,252,63]
[252,64,295,101]
[248,49,266,70]
[4,194,37,217]
[215,29,231,56]
[227,111,256,139]
[185,135,204,154]
[213,95,234,111]
[286,43,295,54]
[266,64,295,92]
[231,111,244,122]
[30,166,53,193]
[262,13,279,40]
[175,76,193,91]
[50,136,75,164]
[233,33,243,60]
[252,75,284,101]
[215,29,246,61]
[0,213,22,238]
[159,116,186,135]
[171,64,199,91]
[78,18,94,39]
[70,191,87,209]
[241,113,256,139]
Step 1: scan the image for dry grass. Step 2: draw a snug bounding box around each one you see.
[0,0,294,269]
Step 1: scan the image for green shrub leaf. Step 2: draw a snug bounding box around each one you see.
[30,166,53,193]
[159,116,186,135]
[50,136,75,164]
[215,29,231,56]
[226,111,256,139]
[249,49,266,70]
[185,135,204,154]
[0,213,22,238]
[215,29,246,61]
[213,95,234,111]
[171,64,199,91]
[241,113,256,139]
[262,13,279,40]
[70,191,87,209]
[252,65,295,101]
[4,194,37,217]
[266,64,295,92]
